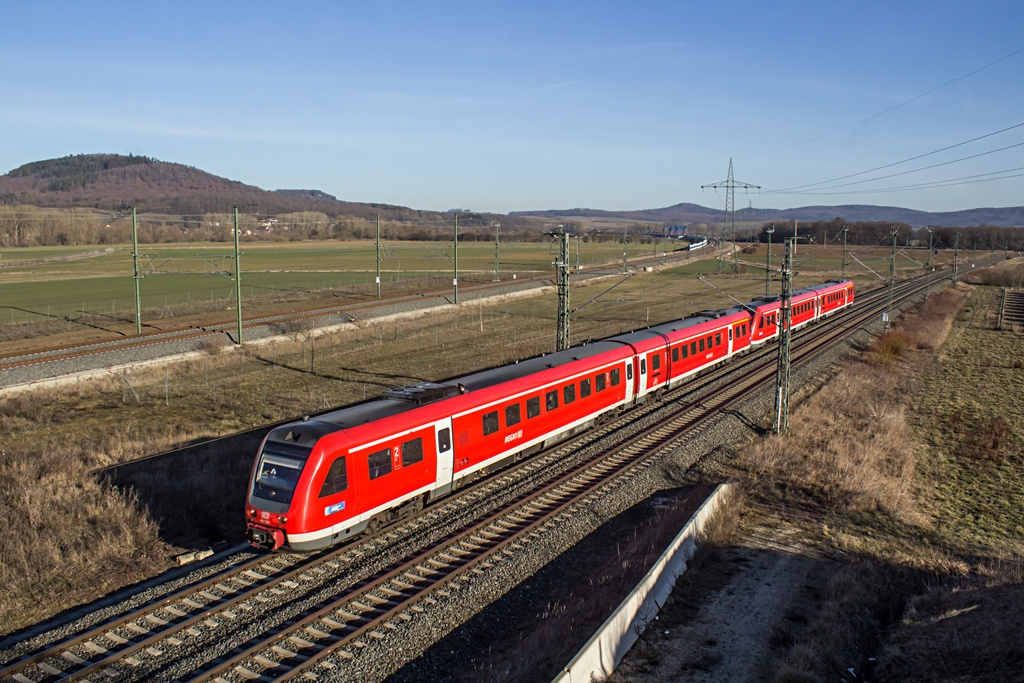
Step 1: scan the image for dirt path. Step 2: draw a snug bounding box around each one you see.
[613,521,828,682]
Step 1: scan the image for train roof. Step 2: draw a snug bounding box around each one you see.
[265,340,629,442]
[263,296,779,447]
[457,340,626,392]
[608,309,733,346]
[794,279,851,296]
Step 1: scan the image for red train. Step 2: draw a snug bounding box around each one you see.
[246,279,854,551]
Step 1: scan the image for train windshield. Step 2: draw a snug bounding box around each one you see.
[252,441,311,505]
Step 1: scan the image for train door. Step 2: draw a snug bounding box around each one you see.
[727,325,734,356]
[636,354,649,398]
[624,361,636,404]
[432,418,454,497]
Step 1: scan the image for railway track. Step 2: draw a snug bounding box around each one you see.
[0,277,551,373]
[0,249,701,382]
[188,269,943,683]
[0,266,975,682]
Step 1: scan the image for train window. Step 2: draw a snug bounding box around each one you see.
[690,341,696,355]
[253,442,311,505]
[580,378,592,398]
[438,428,451,452]
[506,403,521,426]
[682,344,688,358]
[402,437,424,466]
[699,338,705,352]
[546,390,559,411]
[564,384,576,404]
[640,358,646,374]
[595,373,606,392]
[527,396,541,418]
[626,364,633,380]
[483,411,500,436]
[652,354,660,370]
[707,336,713,348]
[758,317,764,329]
[742,324,747,336]
[672,347,679,362]
[716,333,722,346]
[368,448,392,480]
[610,368,621,386]
[728,328,732,341]
[318,456,348,498]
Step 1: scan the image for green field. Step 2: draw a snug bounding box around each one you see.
[0,239,943,323]
[0,240,684,322]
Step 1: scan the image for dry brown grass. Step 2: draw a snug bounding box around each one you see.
[972,258,1024,287]
[899,284,970,350]
[734,282,994,681]
[876,554,1024,682]
[0,445,165,633]
[743,360,922,524]
[772,561,919,683]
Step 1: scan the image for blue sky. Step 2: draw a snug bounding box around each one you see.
[2,1,1022,214]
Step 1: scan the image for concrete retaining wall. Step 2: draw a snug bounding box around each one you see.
[552,482,733,683]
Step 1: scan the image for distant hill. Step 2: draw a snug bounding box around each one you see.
[5,154,1021,229]
[515,202,1024,229]
[0,154,439,221]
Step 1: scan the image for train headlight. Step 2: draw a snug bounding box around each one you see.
[276,515,288,524]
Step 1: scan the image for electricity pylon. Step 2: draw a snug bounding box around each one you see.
[702,159,760,274]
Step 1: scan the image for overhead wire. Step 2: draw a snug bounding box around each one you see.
[745,45,1024,159]
[764,121,1024,194]
[786,167,1024,196]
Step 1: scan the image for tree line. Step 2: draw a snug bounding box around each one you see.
[0,206,550,248]
[753,218,1024,251]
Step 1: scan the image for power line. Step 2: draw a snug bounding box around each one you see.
[746,46,1024,158]
[774,140,1024,194]
[783,166,1024,196]
[765,120,1024,194]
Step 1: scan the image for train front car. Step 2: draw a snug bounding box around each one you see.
[245,420,337,551]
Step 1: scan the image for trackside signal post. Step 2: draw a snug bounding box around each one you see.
[841,225,850,281]
[925,227,933,297]
[953,232,961,283]
[774,238,795,434]
[126,207,142,334]
[764,224,774,296]
[453,214,459,304]
[886,226,897,332]
[546,228,571,351]
[232,204,257,345]
[493,221,500,281]
[117,204,143,334]
[376,214,381,298]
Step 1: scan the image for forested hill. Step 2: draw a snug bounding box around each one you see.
[0,154,440,221]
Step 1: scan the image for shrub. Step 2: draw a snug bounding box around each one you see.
[197,335,228,355]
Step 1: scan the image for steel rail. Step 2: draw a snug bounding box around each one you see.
[0,262,978,682]
[188,266,952,682]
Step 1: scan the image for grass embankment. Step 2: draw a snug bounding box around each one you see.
[733,278,1023,681]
